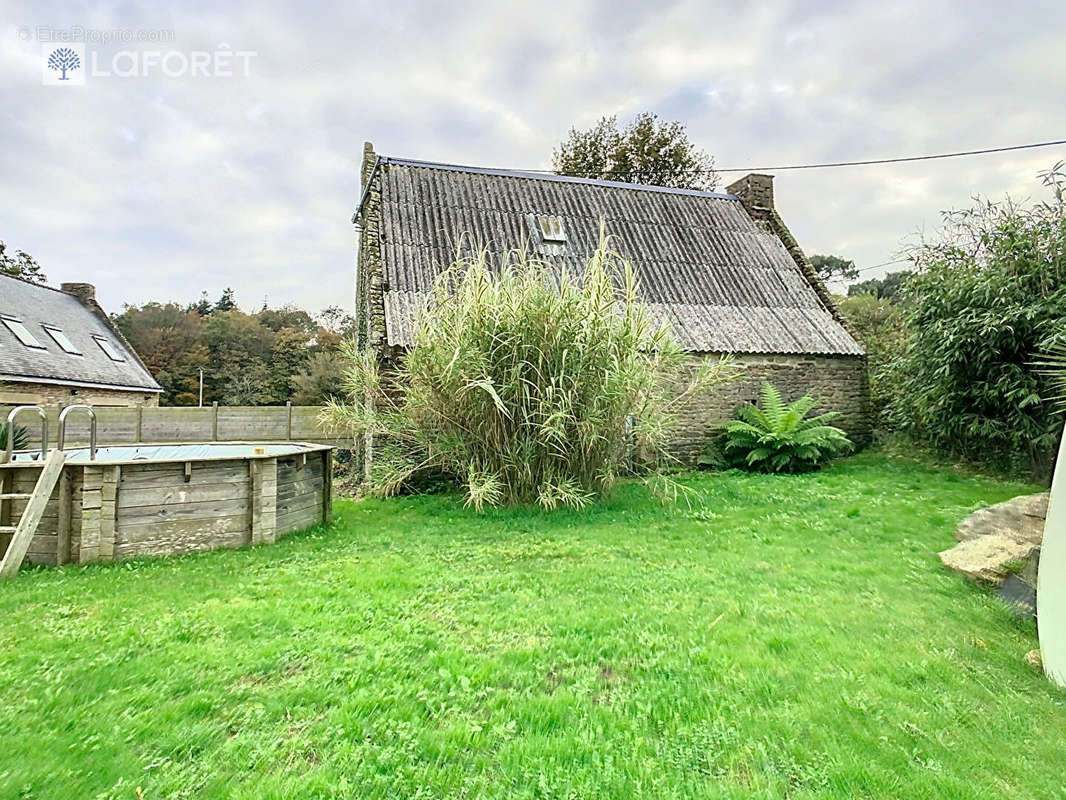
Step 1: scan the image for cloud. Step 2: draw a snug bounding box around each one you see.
[1,0,1064,315]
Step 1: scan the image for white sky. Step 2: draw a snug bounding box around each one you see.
[2,0,1065,312]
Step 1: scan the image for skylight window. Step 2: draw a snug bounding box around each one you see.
[536,215,567,243]
[1,316,45,349]
[43,325,81,355]
[92,335,125,362]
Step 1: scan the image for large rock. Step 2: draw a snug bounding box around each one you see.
[940,535,1040,584]
[954,492,1048,544]
[940,493,1048,585]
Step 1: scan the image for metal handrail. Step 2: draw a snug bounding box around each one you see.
[58,405,97,461]
[5,406,47,463]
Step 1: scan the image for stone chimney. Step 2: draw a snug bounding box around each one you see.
[60,282,97,305]
[726,172,860,340]
[726,173,774,222]
[361,141,376,189]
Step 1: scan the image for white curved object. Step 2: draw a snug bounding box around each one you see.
[1038,423,1066,687]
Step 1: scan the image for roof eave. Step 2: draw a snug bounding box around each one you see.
[0,373,164,393]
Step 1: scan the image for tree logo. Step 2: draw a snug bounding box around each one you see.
[42,43,85,86]
[47,47,81,80]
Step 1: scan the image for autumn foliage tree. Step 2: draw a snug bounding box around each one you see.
[113,290,355,407]
[112,303,208,406]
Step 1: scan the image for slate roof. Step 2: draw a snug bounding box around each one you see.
[367,157,863,356]
[0,275,162,392]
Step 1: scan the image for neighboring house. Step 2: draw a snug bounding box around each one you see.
[0,276,162,408]
[352,142,868,464]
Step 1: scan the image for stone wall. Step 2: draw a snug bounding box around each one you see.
[669,352,870,465]
[0,382,159,408]
[357,142,389,356]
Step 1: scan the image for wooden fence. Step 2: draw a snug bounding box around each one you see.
[1,403,354,450]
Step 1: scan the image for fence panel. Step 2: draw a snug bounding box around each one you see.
[218,407,288,441]
[141,407,215,443]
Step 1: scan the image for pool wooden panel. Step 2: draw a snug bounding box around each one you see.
[0,448,332,567]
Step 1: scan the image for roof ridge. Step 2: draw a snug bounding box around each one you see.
[0,271,74,297]
[382,156,740,201]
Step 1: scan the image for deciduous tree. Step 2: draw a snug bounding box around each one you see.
[290,351,346,404]
[847,270,912,300]
[112,303,208,406]
[553,113,717,190]
[0,240,47,284]
[115,294,357,408]
[837,293,907,426]
[809,254,859,283]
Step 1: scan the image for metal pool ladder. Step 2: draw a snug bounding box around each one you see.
[1,405,71,577]
[4,405,47,464]
[58,404,97,461]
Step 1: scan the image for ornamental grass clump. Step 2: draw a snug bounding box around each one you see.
[328,231,735,509]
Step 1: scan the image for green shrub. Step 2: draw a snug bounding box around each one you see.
[837,292,908,428]
[0,422,29,453]
[885,165,1066,476]
[328,231,736,509]
[721,382,852,473]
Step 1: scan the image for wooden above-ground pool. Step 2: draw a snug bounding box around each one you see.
[0,442,332,567]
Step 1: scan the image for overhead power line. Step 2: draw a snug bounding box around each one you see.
[715,138,1066,173]
[821,258,910,284]
[534,138,1066,177]
[852,258,911,275]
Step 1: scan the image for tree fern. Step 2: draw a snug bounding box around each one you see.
[722,382,852,473]
[1034,342,1066,411]
[0,422,29,455]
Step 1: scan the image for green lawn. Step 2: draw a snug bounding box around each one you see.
[1,452,1063,799]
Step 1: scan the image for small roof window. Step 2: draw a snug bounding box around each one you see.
[92,335,125,362]
[43,325,81,355]
[536,215,567,243]
[2,316,45,349]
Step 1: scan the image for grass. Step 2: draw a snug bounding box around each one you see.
[0,451,1063,799]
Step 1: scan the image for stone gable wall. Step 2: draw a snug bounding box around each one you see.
[357,143,388,356]
[669,353,870,465]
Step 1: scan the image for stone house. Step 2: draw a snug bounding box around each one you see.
[0,275,162,408]
[352,142,868,464]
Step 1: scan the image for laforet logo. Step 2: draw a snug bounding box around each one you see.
[36,41,255,83]
[47,47,80,79]
[42,43,85,85]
